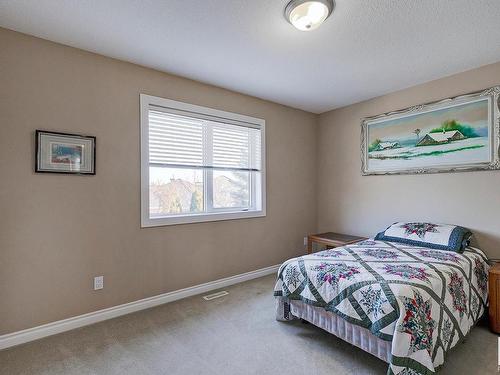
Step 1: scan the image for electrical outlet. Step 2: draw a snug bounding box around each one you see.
[94,276,104,290]
[304,236,308,246]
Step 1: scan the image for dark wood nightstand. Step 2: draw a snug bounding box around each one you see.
[307,232,367,254]
[488,262,500,333]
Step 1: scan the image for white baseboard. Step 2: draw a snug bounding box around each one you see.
[0,264,280,350]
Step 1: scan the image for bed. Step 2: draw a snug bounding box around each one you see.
[274,238,489,375]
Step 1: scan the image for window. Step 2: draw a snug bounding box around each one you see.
[140,94,266,227]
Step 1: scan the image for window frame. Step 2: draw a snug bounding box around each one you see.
[140,94,266,227]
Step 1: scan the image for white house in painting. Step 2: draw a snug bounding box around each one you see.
[377,141,400,150]
[416,130,465,146]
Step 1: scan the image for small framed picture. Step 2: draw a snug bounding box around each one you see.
[35,130,96,175]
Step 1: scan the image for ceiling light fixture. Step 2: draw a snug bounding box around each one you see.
[285,0,334,31]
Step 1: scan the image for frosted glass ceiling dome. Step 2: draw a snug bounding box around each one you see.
[285,0,335,31]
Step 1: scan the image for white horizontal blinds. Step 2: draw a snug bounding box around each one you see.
[211,121,261,171]
[148,110,204,167]
[251,127,261,171]
[149,108,261,172]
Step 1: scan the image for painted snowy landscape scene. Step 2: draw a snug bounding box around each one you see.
[366,98,491,172]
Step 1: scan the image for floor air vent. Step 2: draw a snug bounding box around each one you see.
[203,291,229,300]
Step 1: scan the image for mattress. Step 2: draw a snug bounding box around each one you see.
[276,297,392,363]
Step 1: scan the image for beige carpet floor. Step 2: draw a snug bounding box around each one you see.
[1,274,497,374]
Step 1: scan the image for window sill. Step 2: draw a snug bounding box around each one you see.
[141,209,266,227]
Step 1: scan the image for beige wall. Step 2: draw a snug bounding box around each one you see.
[318,62,500,258]
[0,28,318,334]
[2,25,500,336]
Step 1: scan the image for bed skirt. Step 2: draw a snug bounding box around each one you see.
[276,298,392,363]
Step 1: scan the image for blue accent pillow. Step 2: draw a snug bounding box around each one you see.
[374,222,472,253]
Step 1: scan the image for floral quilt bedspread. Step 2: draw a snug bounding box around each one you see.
[273,239,489,375]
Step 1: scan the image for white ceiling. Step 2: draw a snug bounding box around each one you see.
[1,0,500,114]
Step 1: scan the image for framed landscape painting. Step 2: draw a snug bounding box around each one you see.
[361,86,500,175]
[35,130,96,174]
